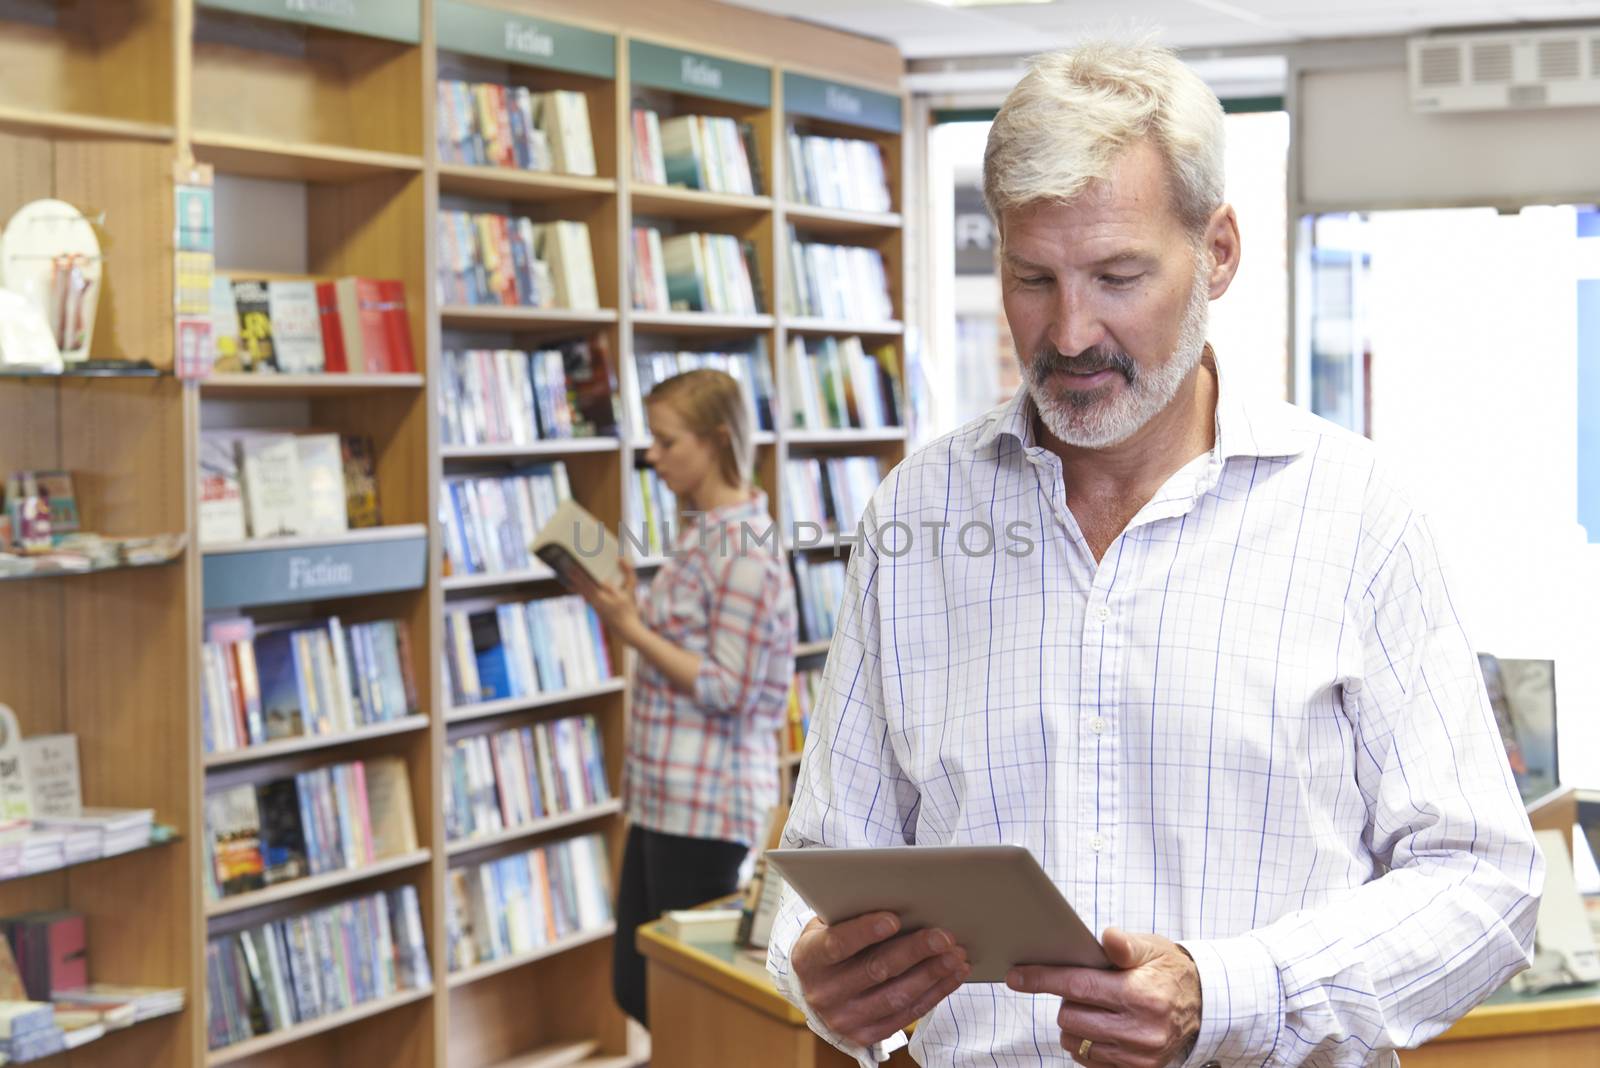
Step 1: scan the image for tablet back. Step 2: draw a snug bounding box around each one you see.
[766,844,1108,982]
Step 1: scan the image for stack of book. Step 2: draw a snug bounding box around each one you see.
[441,463,572,579]
[628,349,775,438]
[632,109,762,194]
[444,596,613,708]
[213,276,415,375]
[785,336,903,431]
[200,616,419,755]
[443,713,611,843]
[0,1000,65,1062]
[444,833,612,972]
[784,234,894,322]
[203,755,418,902]
[205,887,430,1051]
[437,211,599,311]
[436,81,596,175]
[0,810,154,875]
[784,128,892,213]
[627,467,678,558]
[630,227,763,316]
[198,431,381,545]
[792,557,848,643]
[785,456,882,535]
[52,984,185,1027]
[785,668,825,757]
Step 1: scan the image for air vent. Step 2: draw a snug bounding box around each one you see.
[1471,42,1514,83]
[1410,30,1600,112]
[1508,83,1549,107]
[1416,43,1463,86]
[1538,38,1580,79]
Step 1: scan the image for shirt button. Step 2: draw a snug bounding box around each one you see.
[1089,834,1105,853]
[1090,717,1107,735]
[1095,605,1110,622]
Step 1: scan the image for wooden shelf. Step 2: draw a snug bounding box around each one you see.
[438,164,617,202]
[204,716,430,770]
[200,373,425,396]
[0,552,184,585]
[630,185,773,221]
[785,427,908,446]
[446,800,625,859]
[442,438,622,461]
[482,1039,652,1068]
[446,679,628,725]
[442,566,557,591]
[629,311,774,336]
[441,306,619,333]
[205,986,434,1066]
[783,317,904,337]
[206,849,432,919]
[447,924,616,989]
[0,833,176,884]
[796,639,832,659]
[201,524,428,557]
[783,203,903,237]
[192,132,425,182]
[0,104,174,142]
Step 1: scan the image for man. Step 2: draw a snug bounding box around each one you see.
[766,40,1542,1068]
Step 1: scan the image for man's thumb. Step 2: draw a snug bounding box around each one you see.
[1101,927,1156,970]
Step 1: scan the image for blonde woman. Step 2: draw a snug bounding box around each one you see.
[577,368,797,1027]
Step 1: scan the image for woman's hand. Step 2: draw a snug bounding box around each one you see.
[574,558,642,646]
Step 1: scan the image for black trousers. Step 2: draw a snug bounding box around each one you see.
[612,824,749,1027]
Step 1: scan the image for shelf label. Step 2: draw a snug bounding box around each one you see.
[203,534,427,608]
[784,73,901,133]
[436,1,615,78]
[196,0,421,45]
[630,40,770,108]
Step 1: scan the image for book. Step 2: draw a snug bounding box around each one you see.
[341,435,381,528]
[206,786,265,896]
[531,498,622,591]
[266,280,325,374]
[361,756,418,858]
[232,280,276,371]
[198,434,247,544]
[294,433,348,537]
[314,281,348,372]
[237,434,305,540]
[333,277,384,374]
[18,735,79,820]
[210,275,244,371]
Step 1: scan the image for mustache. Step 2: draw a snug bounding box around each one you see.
[1029,345,1137,383]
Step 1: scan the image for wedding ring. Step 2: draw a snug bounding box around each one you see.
[1078,1038,1093,1060]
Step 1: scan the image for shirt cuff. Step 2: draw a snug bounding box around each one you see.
[1177,934,1284,1067]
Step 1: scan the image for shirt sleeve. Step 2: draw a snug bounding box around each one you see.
[766,500,923,1064]
[1180,510,1543,1067]
[694,552,792,716]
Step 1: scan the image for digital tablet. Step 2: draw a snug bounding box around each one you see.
[765,844,1108,983]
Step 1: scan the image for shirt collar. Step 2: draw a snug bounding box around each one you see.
[695,489,772,528]
[977,346,1308,463]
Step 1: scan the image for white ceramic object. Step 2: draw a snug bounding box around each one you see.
[0,199,103,364]
[0,288,63,372]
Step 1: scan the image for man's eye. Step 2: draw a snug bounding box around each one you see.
[1018,275,1050,286]
[1101,274,1140,287]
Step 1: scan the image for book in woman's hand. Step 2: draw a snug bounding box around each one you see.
[532,498,622,592]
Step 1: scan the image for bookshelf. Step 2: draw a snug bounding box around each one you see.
[0,1,904,1066]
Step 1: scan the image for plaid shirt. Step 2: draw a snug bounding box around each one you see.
[769,357,1541,1067]
[626,491,798,846]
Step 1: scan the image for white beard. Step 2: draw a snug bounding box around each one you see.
[1026,257,1211,449]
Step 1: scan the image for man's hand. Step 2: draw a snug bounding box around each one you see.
[791,912,970,1046]
[1005,928,1201,1067]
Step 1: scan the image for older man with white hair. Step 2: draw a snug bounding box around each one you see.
[765,40,1542,1068]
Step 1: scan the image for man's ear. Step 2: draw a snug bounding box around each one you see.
[1203,204,1241,300]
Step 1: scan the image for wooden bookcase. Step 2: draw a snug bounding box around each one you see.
[0,2,905,1066]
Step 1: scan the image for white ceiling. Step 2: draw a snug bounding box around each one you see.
[724,0,1600,60]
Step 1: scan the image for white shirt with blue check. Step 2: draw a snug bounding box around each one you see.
[767,359,1542,1067]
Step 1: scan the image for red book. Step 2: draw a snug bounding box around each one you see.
[315,280,348,372]
[377,280,416,373]
[334,277,386,374]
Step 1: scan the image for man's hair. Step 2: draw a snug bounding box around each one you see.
[983,40,1225,239]
[645,368,754,489]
